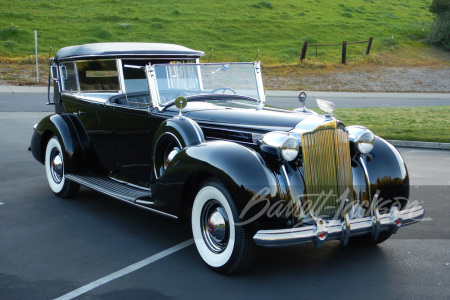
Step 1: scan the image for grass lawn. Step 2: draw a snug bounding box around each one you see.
[308,106,450,143]
[0,0,434,64]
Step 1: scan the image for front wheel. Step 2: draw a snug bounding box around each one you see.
[191,179,256,274]
[45,136,80,198]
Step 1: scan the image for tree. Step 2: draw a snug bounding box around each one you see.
[428,0,450,50]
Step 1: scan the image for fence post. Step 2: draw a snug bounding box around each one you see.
[366,36,373,55]
[341,41,347,64]
[299,41,308,63]
[34,30,39,83]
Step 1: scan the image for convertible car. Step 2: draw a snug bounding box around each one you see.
[30,42,424,274]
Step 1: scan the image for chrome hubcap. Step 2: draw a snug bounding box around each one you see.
[50,148,63,183]
[164,147,180,170]
[201,200,229,253]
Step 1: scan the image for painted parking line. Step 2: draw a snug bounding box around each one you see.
[0,202,4,205]
[54,239,194,300]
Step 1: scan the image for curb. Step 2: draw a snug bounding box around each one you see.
[388,140,450,150]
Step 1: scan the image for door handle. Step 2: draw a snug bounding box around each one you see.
[73,111,85,116]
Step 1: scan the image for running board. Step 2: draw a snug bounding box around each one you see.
[65,173,152,203]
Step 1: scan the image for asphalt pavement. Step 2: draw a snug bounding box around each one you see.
[1,86,450,111]
[0,89,449,299]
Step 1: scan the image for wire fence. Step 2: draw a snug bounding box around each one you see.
[299,37,373,64]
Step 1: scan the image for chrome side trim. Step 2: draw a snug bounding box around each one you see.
[117,58,126,94]
[109,176,152,192]
[253,205,425,248]
[135,199,156,205]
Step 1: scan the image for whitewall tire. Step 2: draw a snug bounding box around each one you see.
[192,179,256,274]
[45,136,80,198]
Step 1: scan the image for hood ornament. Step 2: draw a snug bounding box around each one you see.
[294,90,307,112]
[316,99,335,118]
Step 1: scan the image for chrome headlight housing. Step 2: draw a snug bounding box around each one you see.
[260,132,299,161]
[347,125,375,154]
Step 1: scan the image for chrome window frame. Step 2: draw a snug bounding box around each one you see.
[73,58,121,94]
[59,61,80,93]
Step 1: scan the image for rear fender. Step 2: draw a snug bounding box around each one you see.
[31,114,89,171]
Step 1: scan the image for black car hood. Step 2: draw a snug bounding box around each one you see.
[184,104,309,133]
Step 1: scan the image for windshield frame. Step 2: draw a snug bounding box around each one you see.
[146,62,266,111]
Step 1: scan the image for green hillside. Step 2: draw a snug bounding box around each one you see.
[0,0,434,64]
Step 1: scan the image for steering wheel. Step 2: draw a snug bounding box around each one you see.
[210,87,237,94]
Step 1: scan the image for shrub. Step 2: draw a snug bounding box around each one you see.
[428,12,450,50]
[429,0,450,14]
[428,0,450,50]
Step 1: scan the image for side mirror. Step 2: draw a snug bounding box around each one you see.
[175,96,187,116]
[50,65,59,81]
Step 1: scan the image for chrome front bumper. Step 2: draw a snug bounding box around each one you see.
[253,205,425,248]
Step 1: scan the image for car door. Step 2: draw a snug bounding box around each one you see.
[110,95,163,187]
[59,60,116,174]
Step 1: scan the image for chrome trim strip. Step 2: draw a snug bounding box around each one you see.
[117,58,126,94]
[205,136,255,146]
[254,61,266,110]
[253,205,425,247]
[135,199,156,205]
[109,176,152,192]
[133,203,178,220]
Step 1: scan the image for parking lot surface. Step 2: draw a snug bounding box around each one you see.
[0,97,449,299]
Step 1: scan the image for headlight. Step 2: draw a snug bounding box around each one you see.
[347,126,375,154]
[260,132,299,162]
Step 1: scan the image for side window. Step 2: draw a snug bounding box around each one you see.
[60,62,78,92]
[122,63,148,94]
[76,60,120,92]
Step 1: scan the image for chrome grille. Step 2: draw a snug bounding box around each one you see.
[301,124,353,218]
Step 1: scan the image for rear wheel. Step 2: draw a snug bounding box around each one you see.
[191,179,256,274]
[45,136,80,198]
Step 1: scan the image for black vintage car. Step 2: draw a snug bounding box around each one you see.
[30,42,424,274]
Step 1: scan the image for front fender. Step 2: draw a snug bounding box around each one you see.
[153,141,280,226]
[363,136,409,211]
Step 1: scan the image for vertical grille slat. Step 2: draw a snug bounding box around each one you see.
[301,125,353,218]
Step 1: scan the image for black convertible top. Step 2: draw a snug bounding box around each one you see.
[55,42,204,61]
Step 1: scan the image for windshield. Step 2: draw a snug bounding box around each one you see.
[148,62,264,107]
